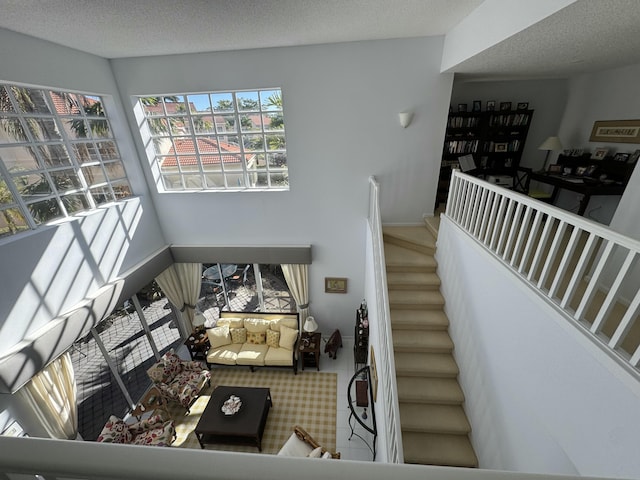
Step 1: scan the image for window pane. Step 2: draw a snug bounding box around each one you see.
[0,207,28,237]
[90,185,114,205]
[0,177,16,206]
[38,144,72,168]
[141,97,164,116]
[240,114,261,132]
[201,156,222,172]
[71,142,100,164]
[266,135,285,151]
[215,115,236,133]
[243,134,264,152]
[50,91,82,115]
[225,173,245,187]
[187,94,211,114]
[259,90,282,112]
[97,141,119,160]
[0,87,16,112]
[27,118,62,141]
[270,171,289,187]
[170,117,190,135]
[88,119,111,138]
[79,95,105,116]
[27,197,62,224]
[62,193,90,214]
[14,172,53,198]
[268,153,287,167]
[12,87,51,114]
[211,93,234,112]
[184,174,203,189]
[104,161,126,181]
[50,169,83,192]
[112,180,132,199]
[237,91,259,112]
[192,115,215,134]
[0,117,27,143]
[0,146,40,172]
[82,165,107,185]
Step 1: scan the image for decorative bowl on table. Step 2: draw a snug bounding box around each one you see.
[221,395,242,415]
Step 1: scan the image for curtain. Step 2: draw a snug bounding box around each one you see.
[281,264,309,328]
[16,352,78,439]
[155,262,202,337]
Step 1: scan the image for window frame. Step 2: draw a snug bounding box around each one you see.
[0,82,133,238]
[135,88,288,192]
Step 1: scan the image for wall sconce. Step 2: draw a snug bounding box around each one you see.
[398,111,414,128]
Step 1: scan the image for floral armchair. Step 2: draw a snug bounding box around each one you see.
[147,350,211,413]
[96,411,175,446]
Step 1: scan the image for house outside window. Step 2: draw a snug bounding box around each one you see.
[136,89,288,192]
[0,83,132,238]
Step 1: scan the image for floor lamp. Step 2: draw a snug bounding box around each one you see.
[538,136,563,172]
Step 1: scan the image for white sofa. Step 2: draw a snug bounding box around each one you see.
[205,311,300,374]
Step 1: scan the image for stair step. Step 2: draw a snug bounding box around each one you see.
[402,431,478,468]
[393,330,453,353]
[386,271,441,290]
[394,352,459,378]
[397,377,464,404]
[384,243,437,273]
[391,310,449,330]
[424,215,440,239]
[389,290,444,309]
[383,226,436,255]
[400,403,471,434]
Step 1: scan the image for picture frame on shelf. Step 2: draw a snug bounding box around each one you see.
[613,152,630,162]
[585,164,598,177]
[325,277,347,293]
[575,166,588,176]
[592,147,609,160]
[495,142,508,152]
[628,149,640,165]
[517,102,529,110]
[486,100,496,111]
[548,164,562,174]
[499,101,512,111]
[457,103,467,112]
[472,100,482,112]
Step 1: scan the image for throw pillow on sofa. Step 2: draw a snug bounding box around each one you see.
[230,327,247,344]
[207,325,232,348]
[279,325,298,350]
[266,329,280,348]
[247,331,266,344]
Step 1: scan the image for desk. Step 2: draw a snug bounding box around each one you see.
[203,264,238,281]
[529,172,626,216]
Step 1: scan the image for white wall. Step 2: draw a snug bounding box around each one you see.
[450,78,569,169]
[111,37,454,334]
[0,28,167,352]
[437,216,640,479]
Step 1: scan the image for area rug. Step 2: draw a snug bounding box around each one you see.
[167,369,337,454]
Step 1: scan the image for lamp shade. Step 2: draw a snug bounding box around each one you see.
[398,111,413,128]
[303,316,318,333]
[538,136,563,151]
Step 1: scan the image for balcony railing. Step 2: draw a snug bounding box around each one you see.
[446,170,640,378]
[368,176,403,463]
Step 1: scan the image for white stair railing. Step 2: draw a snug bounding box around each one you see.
[368,176,403,463]
[447,170,640,378]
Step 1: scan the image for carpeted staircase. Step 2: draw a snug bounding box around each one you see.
[384,218,478,468]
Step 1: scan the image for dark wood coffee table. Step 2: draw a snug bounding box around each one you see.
[194,386,272,451]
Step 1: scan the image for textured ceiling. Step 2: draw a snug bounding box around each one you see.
[1,0,640,79]
[0,0,482,58]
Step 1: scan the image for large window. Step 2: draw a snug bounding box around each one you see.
[0,83,132,238]
[137,89,288,191]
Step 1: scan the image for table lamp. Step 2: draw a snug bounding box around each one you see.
[538,136,563,172]
[303,316,318,333]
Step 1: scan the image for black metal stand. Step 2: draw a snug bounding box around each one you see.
[347,365,377,460]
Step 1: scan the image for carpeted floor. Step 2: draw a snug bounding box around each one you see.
[167,369,337,454]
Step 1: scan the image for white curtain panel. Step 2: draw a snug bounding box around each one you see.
[282,264,309,328]
[17,352,78,439]
[155,262,202,337]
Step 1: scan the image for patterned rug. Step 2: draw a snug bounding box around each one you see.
[167,369,337,454]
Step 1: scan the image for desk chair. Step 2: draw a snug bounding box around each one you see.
[513,167,554,203]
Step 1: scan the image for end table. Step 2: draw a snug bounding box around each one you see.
[131,386,167,420]
[185,329,210,361]
[299,332,321,371]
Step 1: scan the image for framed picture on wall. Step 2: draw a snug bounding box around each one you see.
[486,100,496,111]
[325,277,347,293]
[472,100,482,112]
[499,101,512,111]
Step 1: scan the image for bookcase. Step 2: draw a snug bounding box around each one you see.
[437,108,534,207]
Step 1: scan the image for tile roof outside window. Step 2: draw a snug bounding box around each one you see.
[0,83,133,239]
[137,89,288,191]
